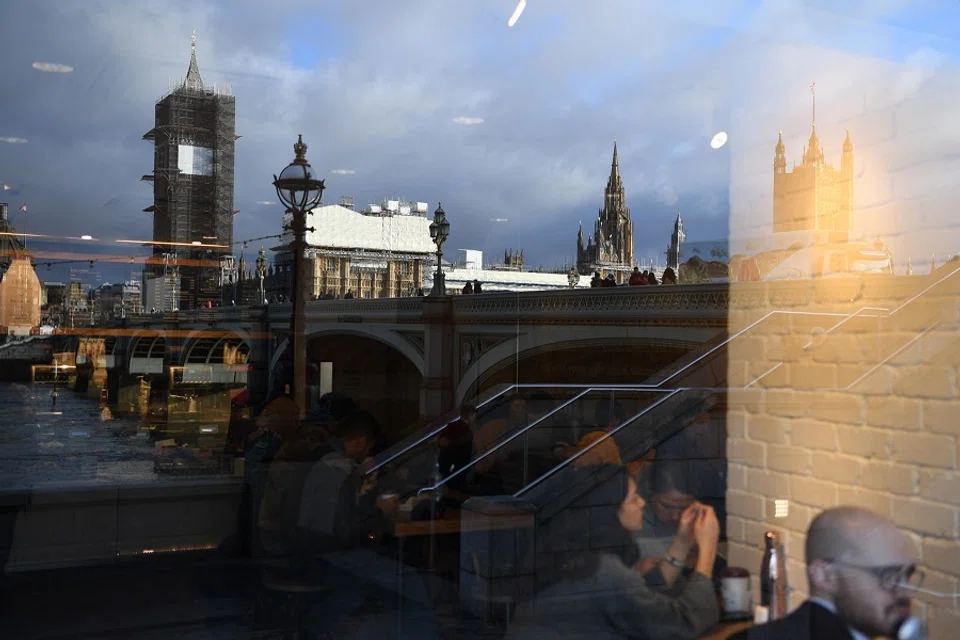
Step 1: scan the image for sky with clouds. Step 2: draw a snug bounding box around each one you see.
[2,0,960,284]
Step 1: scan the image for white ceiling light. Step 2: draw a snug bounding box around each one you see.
[710,131,728,149]
[508,0,527,27]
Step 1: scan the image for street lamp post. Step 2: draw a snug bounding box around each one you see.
[273,134,325,418]
[567,267,579,288]
[256,247,267,304]
[428,203,450,296]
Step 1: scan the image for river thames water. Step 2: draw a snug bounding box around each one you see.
[0,381,163,489]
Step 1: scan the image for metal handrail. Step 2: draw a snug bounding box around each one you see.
[750,264,960,385]
[514,389,685,497]
[844,321,940,391]
[366,383,599,475]
[367,267,960,478]
[414,387,664,496]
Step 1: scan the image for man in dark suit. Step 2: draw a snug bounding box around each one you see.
[731,506,921,640]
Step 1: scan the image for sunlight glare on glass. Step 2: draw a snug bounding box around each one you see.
[710,131,728,149]
[508,0,527,27]
[32,62,74,73]
[0,137,27,144]
[453,116,484,125]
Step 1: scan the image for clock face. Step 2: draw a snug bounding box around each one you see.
[178,144,214,176]
[710,131,728,149]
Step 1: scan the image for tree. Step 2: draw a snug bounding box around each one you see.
[711,247,729,259]
[680,255,710,283]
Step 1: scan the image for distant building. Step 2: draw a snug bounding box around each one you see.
[667,213,685,272]
[41,282,66,308]
[444,250,591,293]
[772,87,853,240]
[64,281,89,327]
[577,141,635,282]
[503,249,524,271]
[456,249,484,270]
[141,32,236,311]
[92,280,143,322]
[0,203,41,334]
[268,200,434,300]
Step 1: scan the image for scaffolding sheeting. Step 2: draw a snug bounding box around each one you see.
[142,40,236,310]
[294,204,435,255]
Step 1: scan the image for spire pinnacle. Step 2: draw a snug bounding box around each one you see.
[183,30,204,91]
[843,127,853,153]
[810,81,816,129]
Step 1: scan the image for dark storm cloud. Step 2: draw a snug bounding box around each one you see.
[2,0,959,284]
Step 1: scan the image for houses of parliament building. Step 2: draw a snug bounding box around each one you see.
[577,141,635,280]
[773,87,854,242]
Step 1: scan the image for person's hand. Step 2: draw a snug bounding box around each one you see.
[360,472,378,496]
[693,504,720,549]
[676,502,701,546]
[635,556,661,575]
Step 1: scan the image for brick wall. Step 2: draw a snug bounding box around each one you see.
[725,271,960,638]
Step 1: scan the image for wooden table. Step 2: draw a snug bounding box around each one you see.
[701,619,752,639]
[390,508,536,638]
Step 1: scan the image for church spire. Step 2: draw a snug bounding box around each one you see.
[603,139,627,219]
[804,82,823,166]
[183,30,205,92]
[811,81,816,130]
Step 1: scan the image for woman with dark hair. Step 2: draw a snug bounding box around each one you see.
[506,465,720,639]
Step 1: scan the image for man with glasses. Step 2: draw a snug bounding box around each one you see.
[732,506,922,640]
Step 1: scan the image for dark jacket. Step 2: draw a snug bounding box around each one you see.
[297,444,389,552]
[258,438,336,557]
[728,601,854,640]
[505,553,719,640]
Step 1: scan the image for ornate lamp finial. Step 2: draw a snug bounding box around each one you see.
[293,134,307,163]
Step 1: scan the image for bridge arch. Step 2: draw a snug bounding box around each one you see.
[183,334,251,366]
[299,328,425,443]
[455,327,715,404]
[180,327,256,366]
[128,331,167,376]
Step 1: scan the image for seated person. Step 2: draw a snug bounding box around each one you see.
[635,460,727,579]
[506,464,720,639]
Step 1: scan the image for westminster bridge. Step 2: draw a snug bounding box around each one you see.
[65,276,925,439]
